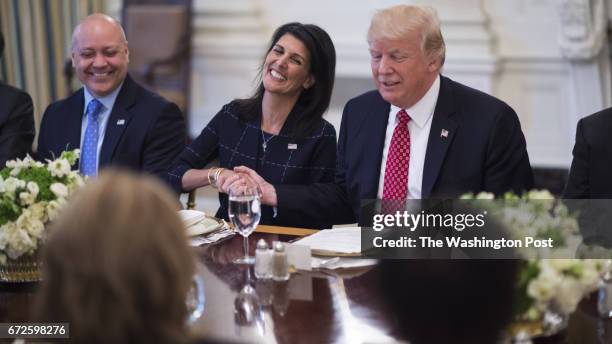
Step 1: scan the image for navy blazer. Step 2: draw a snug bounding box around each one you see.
[0,82,34,167]
[564,108,612,198]
[275,75,534,226]
[168,101,337,226]
[37,75,186,181]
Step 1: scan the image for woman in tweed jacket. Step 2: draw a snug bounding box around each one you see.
[168,23,337,227]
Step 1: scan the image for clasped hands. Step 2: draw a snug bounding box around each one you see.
[216,166,277,207]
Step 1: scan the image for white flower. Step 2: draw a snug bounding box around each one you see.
[16,210,45,239]
[26,182,39,197]
[555,278,583,314]
[6,157,28,172]
[47,159,71,178]
[475,192,495,200]
[527,264,560,303]
[5,160,17,169]
[3,177,25,194]
[9,167,21,177]
[50,183,68,199]
[1,221,35,259]
[19,191,36,206]
[29,202,48,223]
[0,224,8,250]
[46,199,65,222]
[21,155,42,168]
[1,149,83,262]
[67,171,85,192]
[548,259,575,271]
[527,189,554,200]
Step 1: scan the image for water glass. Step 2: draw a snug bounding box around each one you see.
[228,185,261,264]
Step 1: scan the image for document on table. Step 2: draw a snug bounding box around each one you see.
[293,227,361,256]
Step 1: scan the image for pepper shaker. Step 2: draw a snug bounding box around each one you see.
[272,241,290,281]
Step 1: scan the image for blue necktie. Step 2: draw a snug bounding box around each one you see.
[80,99,103,176]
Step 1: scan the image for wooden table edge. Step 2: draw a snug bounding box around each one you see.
[255,225,319,236]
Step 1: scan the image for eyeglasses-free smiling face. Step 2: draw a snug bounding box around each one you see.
[72,16,129,98]
[369,31,440,109]
[262,33,314,98]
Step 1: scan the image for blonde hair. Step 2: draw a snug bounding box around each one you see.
[367,5,446,66]
[37,170,194,344]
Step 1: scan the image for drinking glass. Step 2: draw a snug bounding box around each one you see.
[598,259,612,318]
[228,184,261,264]
[234,268,265,337]
[186,265,206,324]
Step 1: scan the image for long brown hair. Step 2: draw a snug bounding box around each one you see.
[36,170,195,344]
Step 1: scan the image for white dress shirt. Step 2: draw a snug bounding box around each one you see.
[377,74,440,199]
[81,84,123,172]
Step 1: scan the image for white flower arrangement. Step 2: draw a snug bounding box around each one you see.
[0,150,84,264]
[461,190,604,321]
[461,190,581,258]
[517,258,602,321]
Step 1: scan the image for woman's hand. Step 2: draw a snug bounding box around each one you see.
[217,169,240,194]
[233,166,278,207]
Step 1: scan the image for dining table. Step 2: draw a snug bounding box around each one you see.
[1,225,612,343]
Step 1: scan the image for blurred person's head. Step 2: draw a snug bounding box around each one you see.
[71,13,129,98]
[239,22,336,137]
[367,5,445,109]
[37,170,194,344]
[379,259,517,344]
[377,207,518,344]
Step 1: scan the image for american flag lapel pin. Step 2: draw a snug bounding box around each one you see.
[288,143,298,150]
[440,129,449,138]
[117,119,126,125]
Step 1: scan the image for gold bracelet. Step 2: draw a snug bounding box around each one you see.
[213,168,224,188]
[207,167,216,187]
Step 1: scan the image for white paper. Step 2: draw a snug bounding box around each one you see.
[293,227,361,255]
[285,243,312,271]
[311,257,378,270]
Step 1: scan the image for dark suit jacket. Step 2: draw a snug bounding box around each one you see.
[275,75,534,226]
[37,75,186,181]
[564,108,612,198]
[0,82,35,167]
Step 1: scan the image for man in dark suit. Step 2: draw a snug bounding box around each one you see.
[37,14,185,181]
[236,5,533,227]
[564,109,612,246]
[0,32,35,167]
[564,108,612,198]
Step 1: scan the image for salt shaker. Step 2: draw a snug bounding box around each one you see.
[598,259,612,318]
[272,242,290,281]
[254,239,272,279]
